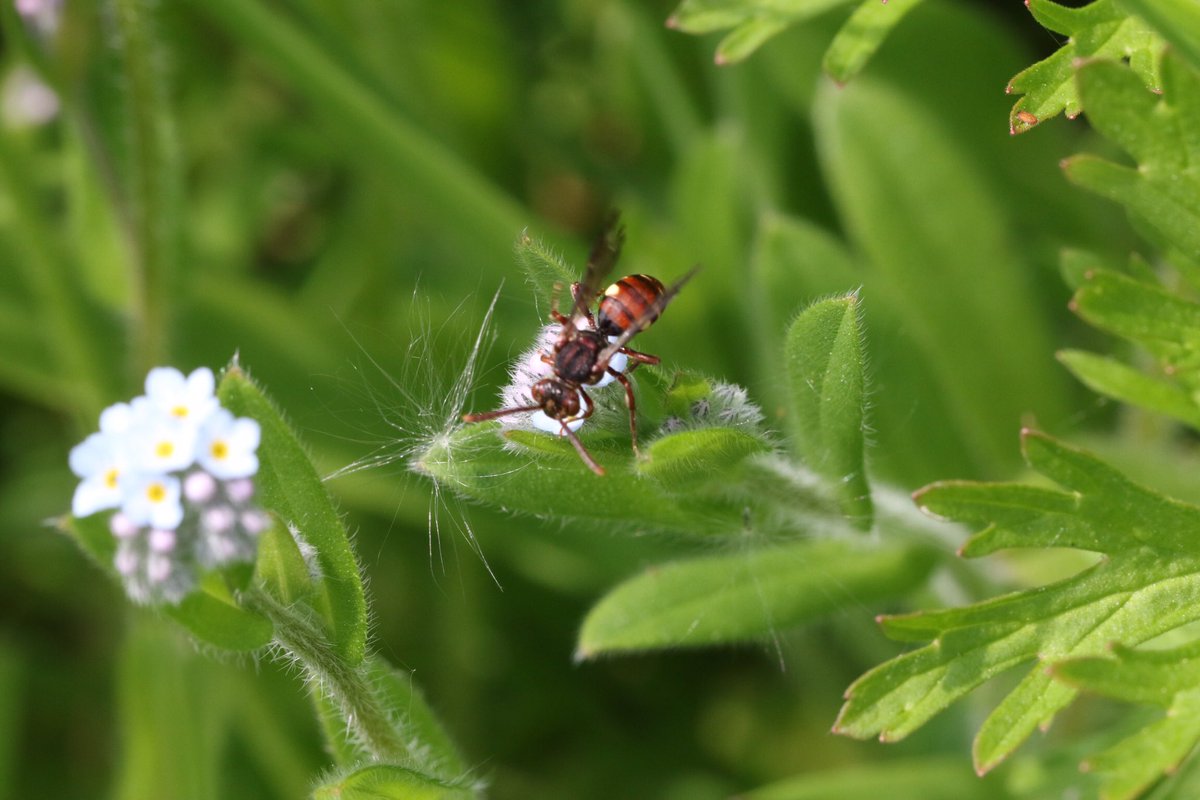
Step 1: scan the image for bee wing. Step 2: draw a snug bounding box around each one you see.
[569,211,626,324]
[598,264,700,361]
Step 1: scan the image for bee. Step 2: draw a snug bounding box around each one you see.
[463,215,697,476]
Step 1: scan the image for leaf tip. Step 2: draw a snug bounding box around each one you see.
[714,51,728,66]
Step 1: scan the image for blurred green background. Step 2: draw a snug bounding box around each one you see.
[0,0,1141,797]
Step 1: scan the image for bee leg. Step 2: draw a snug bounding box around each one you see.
[609,368,641,456]
[561,423,604,476]
[571,282,597,328]
[619,347,659,367]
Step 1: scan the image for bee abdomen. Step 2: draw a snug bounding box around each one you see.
[597,274,666,337]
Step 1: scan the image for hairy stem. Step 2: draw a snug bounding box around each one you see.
[241,587,415,765]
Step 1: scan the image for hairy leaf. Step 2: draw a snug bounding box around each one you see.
[311,764,476,800]
[785,293,872,528]
[1006,0,1164,133]
[218,365,368,666]
[837,432,1200,775]
[577,537,935,657]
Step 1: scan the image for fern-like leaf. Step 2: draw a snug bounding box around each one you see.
[1006,0,1164,133]
[835,431,1200,776]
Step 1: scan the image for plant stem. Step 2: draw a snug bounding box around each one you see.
[241,587,415,765]
[112,0,179,377]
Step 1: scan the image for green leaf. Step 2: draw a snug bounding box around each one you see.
[513,229,577,310]
[255,518,314,606]
[740,756,999,800]
[1006,0,1164,133]
[419,424,736,533]
[1066,54,1200,260]
[1058,349,1200,429]
[218,365,367,666]
[1116,0,1200,71]
[784,294,872,528]
[311,765,476,800]
[668,0,857,65]
[577,537,935,657]
[162,581,275,652]
[822,0,928,83]
[1055,643,1200,800]
[636,427,768,490]
[64,514,273,651]
[837,432,1200,774]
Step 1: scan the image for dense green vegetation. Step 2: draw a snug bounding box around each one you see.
[4,0,1200,797]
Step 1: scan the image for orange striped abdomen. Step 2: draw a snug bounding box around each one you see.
[596,274,665,338]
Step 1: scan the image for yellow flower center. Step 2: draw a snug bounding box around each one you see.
[104,468,119,489]
[155,441,174,458]
[211,440,228,461]
[146,482,166,503]
[172,405,189,418]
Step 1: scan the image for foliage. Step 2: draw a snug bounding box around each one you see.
[3,0,1199,797]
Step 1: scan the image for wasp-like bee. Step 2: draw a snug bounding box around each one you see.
[463,215,697,475]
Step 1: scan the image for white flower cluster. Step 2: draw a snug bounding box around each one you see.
[68,367,266,605]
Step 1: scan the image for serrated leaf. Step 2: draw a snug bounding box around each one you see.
[1066,54,1200,260]
[838,432,1200,773]
[1058,349,1200,429]
[311,764,475,800]
[669,0,857,65]
[1055,643,1200,800]
[577,537,934,656]
[785,294,872,528]
[1117,0,1200,71]
[1006,0,1164,133]
[218,366,367,666]
[65,514,273,651]
[822,0,927,83]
